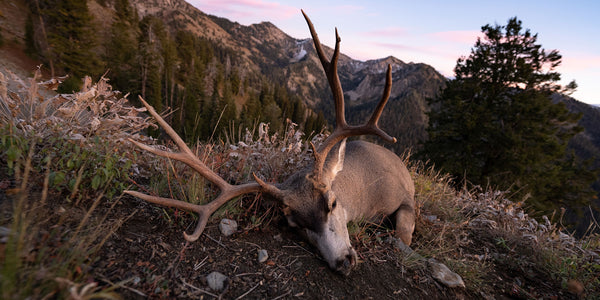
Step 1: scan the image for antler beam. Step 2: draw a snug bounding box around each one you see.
[125,96,262,242]
[301,10,397,180]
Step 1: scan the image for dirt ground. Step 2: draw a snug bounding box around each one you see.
[96,197,474,299]
[83,195,573,300]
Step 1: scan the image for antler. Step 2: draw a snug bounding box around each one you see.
[301,10,397,181]
[124,96,262,242]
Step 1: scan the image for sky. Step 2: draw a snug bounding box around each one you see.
[188,0,600,105]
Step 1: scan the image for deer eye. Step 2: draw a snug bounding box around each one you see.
[331,200,337,209]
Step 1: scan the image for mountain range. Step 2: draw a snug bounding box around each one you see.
[124,0,446,151]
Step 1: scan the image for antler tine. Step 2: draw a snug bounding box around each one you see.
[302,11,397,180]
[302,9,346,128]
[368,65,395,137]
[125,96,262,241]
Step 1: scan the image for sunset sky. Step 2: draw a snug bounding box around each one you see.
[188,0,600,105]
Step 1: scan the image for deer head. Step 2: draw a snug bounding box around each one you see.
[124,10,397,276]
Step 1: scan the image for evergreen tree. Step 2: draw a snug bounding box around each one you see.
[420,17,595,214]
[181,73,203,142]
[138,16,165,113]
[291,97,306,126]
[105,0,139,94]
[201,83,220,139]
[24,13,36,56]
[240,92,260,131]
[35,0,102,86]
[215,81,237,137]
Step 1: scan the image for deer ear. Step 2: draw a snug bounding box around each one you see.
[324,138,347,183]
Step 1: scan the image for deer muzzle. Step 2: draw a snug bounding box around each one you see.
[305,206,357,275]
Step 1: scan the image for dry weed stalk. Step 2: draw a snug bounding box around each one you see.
[0,68,154,143]
[220,121,326,183]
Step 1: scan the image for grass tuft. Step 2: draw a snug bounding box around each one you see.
[0,70,151,299]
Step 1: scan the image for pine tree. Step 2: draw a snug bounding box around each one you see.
[24,13,36,56]
[420,17,595,214]
[138,16,165,113]
[240,92,260,131]
[215,81,237,137]
[105,0,139,94]
[181,72,203,142]
[37,0,101,82]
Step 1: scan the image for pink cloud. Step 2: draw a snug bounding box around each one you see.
[430,30,483,45]
[361,27,409,38]
[334,4,365,14]
[372,42,429,53]
[561,54,600,72]
[188,0,297,23]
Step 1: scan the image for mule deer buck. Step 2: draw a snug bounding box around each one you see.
[125,10,415,276]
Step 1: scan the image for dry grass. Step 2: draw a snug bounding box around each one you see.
[0,69,154,299]
[406,158,600,297]
[0,137,129,299]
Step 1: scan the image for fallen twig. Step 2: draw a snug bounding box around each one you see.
[181,278,218,298]
[234,280,261,300]
[205,233,231,250]
[271,290,292,300]
[99,277,147,297]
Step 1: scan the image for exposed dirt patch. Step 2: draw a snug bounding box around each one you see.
[95,199,459,299]
[0,41,41,78]
[83,195,573,299]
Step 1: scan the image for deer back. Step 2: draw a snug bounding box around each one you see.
[330,140,414,221]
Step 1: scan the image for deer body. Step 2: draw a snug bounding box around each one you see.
[275,140,415,274]
[329,141,414,222]
[125,10,416,276]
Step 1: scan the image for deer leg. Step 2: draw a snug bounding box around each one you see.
[393,204,415,246]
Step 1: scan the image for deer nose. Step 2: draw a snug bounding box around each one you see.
[335,252,357,276]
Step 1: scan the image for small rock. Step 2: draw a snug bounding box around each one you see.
[428,259,465,288]
[0,226,11,243]
[206,272,228,291]
[273,234,283,242]
[219,219,238,236]
[424,215,437,222]
[387,237,417,257]
[258,249,268,263]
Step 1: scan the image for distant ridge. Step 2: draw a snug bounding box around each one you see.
[128,0,447,151]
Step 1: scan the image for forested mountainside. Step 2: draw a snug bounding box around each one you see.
[555,94,600,232]
[0,0,445,151]
[127,0,447,151]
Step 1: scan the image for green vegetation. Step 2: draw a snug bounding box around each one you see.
[420,17,597,217]
[0,136,124,299]
[408,159,599,296]
[0,70,154,299]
